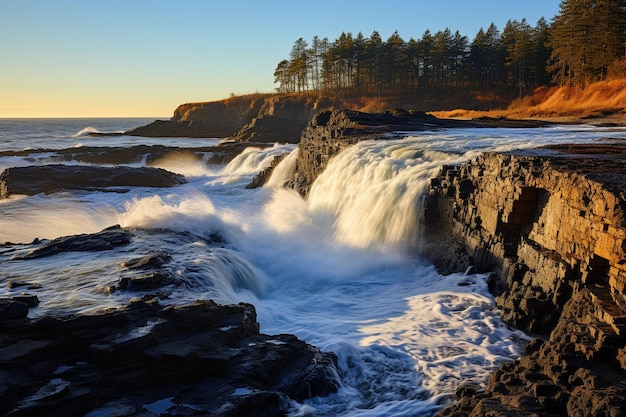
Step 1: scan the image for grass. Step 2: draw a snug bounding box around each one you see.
[432,78,626,121]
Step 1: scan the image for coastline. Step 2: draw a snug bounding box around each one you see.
[2,104,626,416]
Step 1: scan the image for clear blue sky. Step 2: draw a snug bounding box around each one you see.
[0,0,560,117]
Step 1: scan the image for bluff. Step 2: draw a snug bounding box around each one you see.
[425,146,626,416]
[125,94,551,144]
[126,94,336,143]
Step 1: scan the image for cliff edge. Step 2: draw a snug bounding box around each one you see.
[425,146,626,416]
[126,94,335,143]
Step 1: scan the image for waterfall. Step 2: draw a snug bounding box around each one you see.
[304,139,454,253]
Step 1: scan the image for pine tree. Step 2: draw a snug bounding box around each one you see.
[548,0,626,86]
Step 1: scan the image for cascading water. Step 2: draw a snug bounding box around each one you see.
[2,119,626,416]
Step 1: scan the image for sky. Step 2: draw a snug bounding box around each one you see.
[0,0,561,118]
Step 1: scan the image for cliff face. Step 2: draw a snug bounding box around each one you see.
[425,147,626,416]
[424,149,626,334]
[126,94,333,142]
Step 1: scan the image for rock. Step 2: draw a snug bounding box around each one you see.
[117,271,175,291]
[12,226,131,260]
[0,298,29,320]
[0,164,186,198]
[0,298,339,416]
[121,252,172,271]
[7,281,41,290]
[127,95,333,143]
[11,294,39,308]
[246,153,288,189]
[426,146,626,416]
[126,96,549,145]
[0,143,264,166]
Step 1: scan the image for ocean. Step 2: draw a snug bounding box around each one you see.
[2,118,625,416]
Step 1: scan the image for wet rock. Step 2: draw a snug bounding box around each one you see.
[117,271,175,291]
[11,294,39,308]
[428,146,626,416]
[0,298,339,416]
[0,164,186,198]
[121,252,172,271]
[12,225,131,260]
[7,281,42,290]
[246,153,288,189]
[0,298,29,320]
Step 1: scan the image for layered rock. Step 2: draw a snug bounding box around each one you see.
[424,145,626,416]
[0,164,186,198]
[126,94,333,143]
[126,95,551,143]
[0,298,339,417]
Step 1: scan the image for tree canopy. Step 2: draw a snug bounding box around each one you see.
[274,0,626,96]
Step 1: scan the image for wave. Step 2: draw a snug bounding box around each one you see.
[73,126,124,138]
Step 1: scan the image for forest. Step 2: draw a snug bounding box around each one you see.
[273,0,626,99]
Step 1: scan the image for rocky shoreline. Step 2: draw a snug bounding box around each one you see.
[3,107,626,416]
[125,94,553,144]
[0,228,339,417]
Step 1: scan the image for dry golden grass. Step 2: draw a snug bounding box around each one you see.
[432,79,626,123]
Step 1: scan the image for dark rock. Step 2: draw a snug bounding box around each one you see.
[0,298,339,416]
[117,271,175,291]
[121,252,172,270]
[12,225,131,260]
[524,338,545,354]
[0,164,186,198]
[11,294,39,308]
[455,383,481,399]
[0,298,29,320]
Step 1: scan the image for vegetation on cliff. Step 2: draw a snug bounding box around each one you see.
[274,0,626,100]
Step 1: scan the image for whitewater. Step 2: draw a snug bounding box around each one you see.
[2,119,626,416]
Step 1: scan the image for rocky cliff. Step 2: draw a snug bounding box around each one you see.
[125,94,552,143]
[126,94,335,143]
[424,146,626,416]
[280,109,626,416]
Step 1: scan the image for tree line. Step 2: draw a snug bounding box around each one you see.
[274,0,626,98]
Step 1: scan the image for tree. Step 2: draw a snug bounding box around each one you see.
[548,0,626,86]
[503,19,534,97]
[469,24,504,90]
[273,59,293,93]
[289,38,309,93]
[531,17,552,87]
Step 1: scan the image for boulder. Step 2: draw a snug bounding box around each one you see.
[12,225,131,260]
[0,164,186,198]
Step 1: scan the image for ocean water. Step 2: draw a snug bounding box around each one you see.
[2,118,625,416]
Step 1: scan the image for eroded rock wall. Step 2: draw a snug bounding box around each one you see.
[127,94,334,142]
[426,148,626,416]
